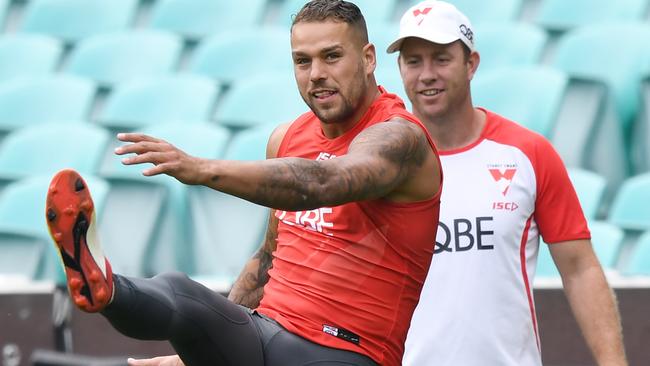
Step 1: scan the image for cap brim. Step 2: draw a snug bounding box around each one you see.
[385,31,461,54]
[386,38,405,54]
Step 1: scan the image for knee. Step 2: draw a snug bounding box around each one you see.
[155,271,192,287]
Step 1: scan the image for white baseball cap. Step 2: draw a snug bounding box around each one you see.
[386,0,475,54]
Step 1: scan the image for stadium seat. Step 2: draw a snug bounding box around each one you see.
[188,27,291,85]
[100,123,230,276]
[221,124,276,162]
[214,73,305,128]
[567,168,607,220]
[608,173,650,231]
[622,230,650,276]
[472,66,567,137]
[0,123,109,181]
[98,75,220,131]
[0,34,62,82]
[278,0,397,27]
[19,0,138,44]
[474,22,547,74]
[589,221,625,271]
[0,231,45,280]
[368,22,400,72]
[0,75,94,133]
[551,23,650,134]
[150,0,267,42]
[536,221,625,279]
[535,0,649,33]
[410,0,523,23]
[189,125,274,283]
[66,30,182,89]
[0,175,109,281]
[549,77,629,189]
[0,0,8,31]
[632,76,650,173]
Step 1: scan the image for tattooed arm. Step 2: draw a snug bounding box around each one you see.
[116,118,440,210]
[227,210,278,307]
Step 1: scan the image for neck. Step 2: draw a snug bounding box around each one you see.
[417,102,486,152]
[321,81,380,139]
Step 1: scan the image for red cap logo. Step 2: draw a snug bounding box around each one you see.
[412,7,432,25]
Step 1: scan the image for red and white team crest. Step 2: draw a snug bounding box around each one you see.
[488,168,517,196]
[412,6,432,25]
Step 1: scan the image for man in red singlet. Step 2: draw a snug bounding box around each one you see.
[45,1,442,365]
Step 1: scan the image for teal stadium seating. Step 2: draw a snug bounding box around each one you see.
[472,66,567,137]
[150,0,267,42]
[473,23,547,74]
[0,175,109,281]
[0,0,8,31]
[535,0,650,33]
[549,79,628,189]
[189,27,291,85]
[214,73,306,129]
[66,30,182,89]
[632,76,650,173]
[552,23,650,134]
[99,123,230,276]
[410,0,524,23]
[19,0,138,44]
[547,24,650,186]
[567,168,607,220]
[608,173,650,231]
[590,222,625,271]
[536,221,625,279]
[0,76,94,132]
[98,74,220,131]
[189,125,275,287]
[623,230,650,276]
[0,34,61,82]
[278,0,397,27]
[0,123,109,181]
[367,22,399,73]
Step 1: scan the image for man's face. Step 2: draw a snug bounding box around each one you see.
[398,38,476,121]
[291,20,373,124]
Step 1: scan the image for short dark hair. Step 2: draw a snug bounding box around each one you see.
[292,0,369,44]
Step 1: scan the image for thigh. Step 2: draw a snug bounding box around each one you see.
[111,272,265,366]
[162,273,265,366]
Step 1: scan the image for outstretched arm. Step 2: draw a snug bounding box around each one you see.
[115,118,437,211]
[550,240,627,365]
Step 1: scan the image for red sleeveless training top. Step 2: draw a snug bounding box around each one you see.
[257,88,441,366]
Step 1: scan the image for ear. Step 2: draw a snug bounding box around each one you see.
[467,51,480,81]
[362,42,377,75]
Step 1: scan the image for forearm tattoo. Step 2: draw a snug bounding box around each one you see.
[250,119,429,210]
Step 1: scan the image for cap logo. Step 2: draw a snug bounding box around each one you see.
[412,7,432,26]
[459,24,474,43]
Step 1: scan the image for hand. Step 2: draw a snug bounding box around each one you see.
[127,355,185,366]
[115,133,204,185]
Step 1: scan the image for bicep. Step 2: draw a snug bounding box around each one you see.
[549,239,601,277]
[333,119,430,199]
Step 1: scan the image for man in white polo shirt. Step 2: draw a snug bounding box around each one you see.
[387,1,627,365]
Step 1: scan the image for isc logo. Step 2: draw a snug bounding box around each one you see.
[492,202,519,211]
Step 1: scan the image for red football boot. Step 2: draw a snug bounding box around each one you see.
[46,169,113,312]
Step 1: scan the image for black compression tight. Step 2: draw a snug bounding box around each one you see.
[102,272,377,366]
